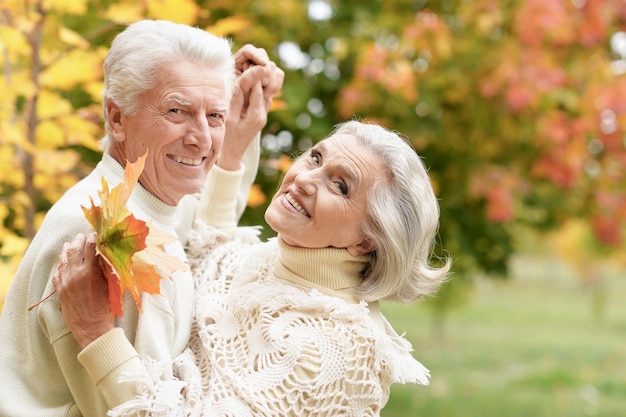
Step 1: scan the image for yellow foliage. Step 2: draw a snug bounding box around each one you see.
[147,0,200,24]
[37,172,80,204]
[84,80,106,103]
[36,120,65,149]
[1,233,29,257]
[277,154,294,173]
[0,226,25,303]
[35,149,80,177]
[0,229,26,308]
[102,1,145,24]
[434,33,452,59]
[247,184,266,208]
[42,0,88,15]
[40,49,103,90]
[0,0,24,12]
[0,72,36,104]
[0,122,36,154]
[549,219,599,263]
[58,113,103,150]
[35,212,46,231]
[0,147,23,188]
[36,90,72,119]
[9,195,28,232]
[0,25,31,59]
[59,26,89,49]
[383,60,417,102]
[270,98,286,112]
[206,16,251,37]
[0,260,19,309]
[0,206,8,224]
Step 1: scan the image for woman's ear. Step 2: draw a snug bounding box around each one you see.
[106,98,126,143]
[347,237,375,257]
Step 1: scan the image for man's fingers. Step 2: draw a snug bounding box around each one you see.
[237,65,266,93]
[237,65,282,114]
[53,241,71,290]
[234,45,270,71]
[228,83,245,121]
[83,232,99,266]
[65,233,86,262]
[247,81,266,119]
[59,241,69,265]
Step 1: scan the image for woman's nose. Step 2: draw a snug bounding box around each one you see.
[294,170,318,195]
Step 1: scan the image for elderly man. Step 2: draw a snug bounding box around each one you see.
[0,19,283,417]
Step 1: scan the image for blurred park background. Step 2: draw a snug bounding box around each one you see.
[1,0,625,415]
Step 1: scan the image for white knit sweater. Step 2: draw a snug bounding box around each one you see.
[0,138,259,417]
[0,153,193,417]
[111,223,430,417]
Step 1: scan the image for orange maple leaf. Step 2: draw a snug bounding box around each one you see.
[82,153,189,318]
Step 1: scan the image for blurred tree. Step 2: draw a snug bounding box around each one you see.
[196,0,626,321]
[2,0,626,319]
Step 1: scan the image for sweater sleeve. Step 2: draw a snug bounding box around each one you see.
[77,328,144,410]
[197,163,245,228]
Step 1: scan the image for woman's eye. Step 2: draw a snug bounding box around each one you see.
[310,150,321,164]
[337,181,348,196]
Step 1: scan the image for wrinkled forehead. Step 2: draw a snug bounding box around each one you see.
[320,133,379,161]
[318,133,386,181]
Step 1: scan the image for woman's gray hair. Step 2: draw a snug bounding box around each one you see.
[331,121,450,303]
[99,19,236,151]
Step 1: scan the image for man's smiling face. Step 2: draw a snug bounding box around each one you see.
[110,59,228,205]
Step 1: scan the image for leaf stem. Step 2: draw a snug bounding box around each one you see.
[27,290,57,311]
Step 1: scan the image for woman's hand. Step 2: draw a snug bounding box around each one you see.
[53,232,114,349]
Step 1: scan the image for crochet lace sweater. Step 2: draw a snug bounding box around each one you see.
[111,224,430,417]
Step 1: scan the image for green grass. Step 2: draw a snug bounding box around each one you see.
[380,258,626,417]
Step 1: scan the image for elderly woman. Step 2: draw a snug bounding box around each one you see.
[55,121,450,416]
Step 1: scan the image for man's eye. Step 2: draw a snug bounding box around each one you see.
[169,108,180,114]
[208,113,226,127]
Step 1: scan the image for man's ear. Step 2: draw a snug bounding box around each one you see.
[106,98,126,143]
[347,237,375,257]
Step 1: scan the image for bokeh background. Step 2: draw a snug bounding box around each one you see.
[1,1,625,415]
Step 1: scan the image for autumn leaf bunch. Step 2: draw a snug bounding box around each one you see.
[82,153,188,318]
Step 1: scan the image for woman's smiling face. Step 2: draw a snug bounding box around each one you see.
[264,133,384,256]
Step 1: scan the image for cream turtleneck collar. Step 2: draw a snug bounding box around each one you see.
[273,235,370,303]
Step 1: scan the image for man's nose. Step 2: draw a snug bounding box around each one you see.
[185,117,212,151]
